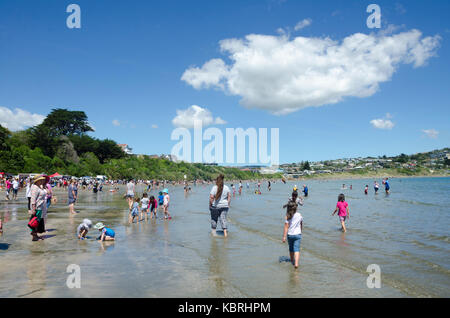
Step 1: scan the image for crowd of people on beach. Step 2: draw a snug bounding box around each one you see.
[0,172,392,271]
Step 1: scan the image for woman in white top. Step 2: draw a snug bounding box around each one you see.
[209,174,231,237]
[126,179,135,210]
[282,199,303,269]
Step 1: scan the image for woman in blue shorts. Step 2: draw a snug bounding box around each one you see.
[282,199,303,269]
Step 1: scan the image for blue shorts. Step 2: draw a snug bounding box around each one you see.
[287,234,302,253]
[131,210,139,217]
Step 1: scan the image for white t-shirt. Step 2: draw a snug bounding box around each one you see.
[210,185,230,208]
[126,182,134,195]
[163,194,170,206]
[26,183,31,197]
[141,197,149,209]
[285,212,303,236]
[12,180,19,190]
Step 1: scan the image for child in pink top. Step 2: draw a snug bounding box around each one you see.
[332,193,350,232]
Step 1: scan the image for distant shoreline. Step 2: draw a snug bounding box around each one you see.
[285,172,450,182]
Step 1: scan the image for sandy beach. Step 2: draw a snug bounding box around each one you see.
[1,177,449,297]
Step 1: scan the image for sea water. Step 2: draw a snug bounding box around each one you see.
[0,177,449,297]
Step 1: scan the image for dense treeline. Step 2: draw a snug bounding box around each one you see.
[0,109,125,176]
[0,109,281,181]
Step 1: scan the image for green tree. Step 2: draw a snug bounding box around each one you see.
[28,125,57,157]
[395,153,409,163]
[96,139,125,163]
[0,148,25,173]
[0,125,11,151]
[302,161,311,171]
[69,134,100,156]
[40,108,94,137]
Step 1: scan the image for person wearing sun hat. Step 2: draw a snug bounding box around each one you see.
[162,188,171,220]
[29,174,50,241]
[94,222,115,241]
[77,219,93,240]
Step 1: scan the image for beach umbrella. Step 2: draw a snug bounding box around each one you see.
[49,172,61,178]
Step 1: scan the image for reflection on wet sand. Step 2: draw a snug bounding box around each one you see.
[23,253,47,298]
[209,237,228,294]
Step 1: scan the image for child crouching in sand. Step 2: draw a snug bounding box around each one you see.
[282,200,303,269]
[94,222,115,241]
[77,218,92,240]
[332,193,350,232]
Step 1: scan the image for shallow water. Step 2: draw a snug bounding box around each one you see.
[0,177,449,297]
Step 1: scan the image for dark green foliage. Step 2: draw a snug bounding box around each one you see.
[395,153,409,163]
[68,135,124,163]
[0,125,11,151]
[302,161,311,171]
[0,115,278,180]
[40,108,94,137]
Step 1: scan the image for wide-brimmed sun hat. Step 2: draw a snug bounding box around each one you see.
[93,222,105,230]
[163,188,169,194]
[33,174,50,184]
[83,219,93,228]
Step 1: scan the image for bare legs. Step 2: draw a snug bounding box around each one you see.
[340,220,347,233]
[289,252,300,268]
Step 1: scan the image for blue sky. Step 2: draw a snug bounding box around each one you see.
[0,0,449,164]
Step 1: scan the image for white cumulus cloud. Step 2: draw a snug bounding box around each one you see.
[294,18,312,31]
[181,59,229,90]
[112,119,120,126]
[370,118,395,130]
[0,106,45,131]
[181,29,440,115]
[422,129,439,139]
[172,105,227,129]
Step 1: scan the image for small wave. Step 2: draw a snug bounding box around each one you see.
[398,199,441,207]
[426,234,450,243]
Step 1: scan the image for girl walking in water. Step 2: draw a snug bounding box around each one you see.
[209,174,231,237]
[282,199,303,269]
[332,193,350,233]
[129,197,140,223]
[162,189,171,220]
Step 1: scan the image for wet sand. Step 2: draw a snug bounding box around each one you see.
[0,178,448,297]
